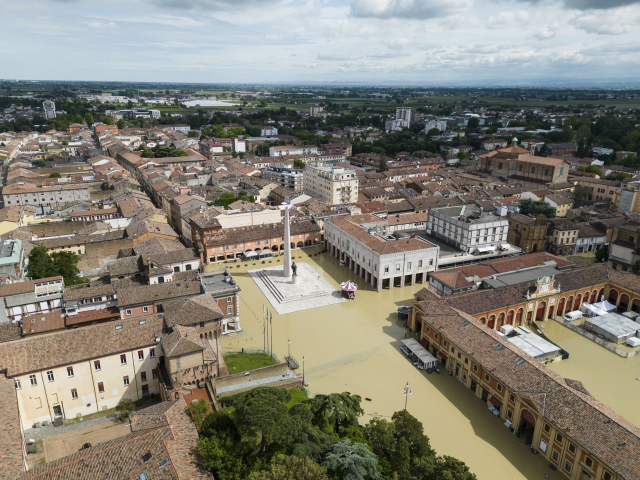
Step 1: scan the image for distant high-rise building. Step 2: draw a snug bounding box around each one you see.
[395,106,412,128]
[43,100,56,120]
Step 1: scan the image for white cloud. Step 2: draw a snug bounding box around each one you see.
[486,10,531,28]
[572,6,640,35]
[350,0,472,20]
[86,21,118,29]
[533,23,559,39]
[384,37,410,50]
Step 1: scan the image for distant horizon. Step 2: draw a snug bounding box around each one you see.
[3,0,640,85]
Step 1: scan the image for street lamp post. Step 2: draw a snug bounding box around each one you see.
[404,382,411,411]
[302,356,305,386]
[288,339,290,359]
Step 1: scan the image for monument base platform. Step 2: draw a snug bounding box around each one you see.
[249,263,345,315]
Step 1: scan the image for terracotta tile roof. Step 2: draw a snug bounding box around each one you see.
[0,375,24,479]
[19,397,212,480]
[63,283,115,301]
[516,154,565,166]
[0,322,22,344]
[419,307,640,480]
[141,248,199,267]
[117,282,203,307]
[162,325,213,359]
[37,231,125,249]
[0,314,163,377]
[163,294,224,328]
[108,255,143,277]
[0,276,63,297]
[204,220,320,247]
[125,220,178,240]
[133,237,184,255]
[386,212,429,226]
[22,310,65,335]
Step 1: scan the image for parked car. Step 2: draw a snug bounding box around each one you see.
[79,443,91,451]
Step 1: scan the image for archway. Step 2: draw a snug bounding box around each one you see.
[608,289,619,304]
[532,244,538,252]
[620,294,630,312]
[515,308,523,326]
[479,317,486,325]
[519,409,536,438]
[590,290,598,303]
[279,244,285,251]
[536,302,546,321]
[496,313,505,330]
[487,315,495,329]
[633,299,640,313]
[296,241,304,248]
[506,310,514,325]
[271,245,279,252]
[557,297,565,317]
[574,294,582,310]
[305,240,312,246]
[598,288,604,302]
[567,296,574,313]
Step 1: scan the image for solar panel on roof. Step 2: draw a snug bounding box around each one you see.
[514,357,527,366]
[461,319,471,327]
[494,343,506,351]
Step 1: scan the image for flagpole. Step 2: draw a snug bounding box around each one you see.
[263,305,266,352]
[270,314,273,361]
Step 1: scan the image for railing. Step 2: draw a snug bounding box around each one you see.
[284,355,299,369]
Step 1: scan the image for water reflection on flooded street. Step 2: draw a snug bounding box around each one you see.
[542,320,640,427]
[211,248,570,480]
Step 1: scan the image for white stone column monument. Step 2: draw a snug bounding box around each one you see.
[282,205,292,278]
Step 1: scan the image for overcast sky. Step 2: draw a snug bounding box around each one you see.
[2,0,640,85]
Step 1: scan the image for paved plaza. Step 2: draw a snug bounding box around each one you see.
[249,262,345,314]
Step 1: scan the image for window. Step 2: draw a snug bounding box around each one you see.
[150,348,155,358]
[15,379,21,389]
[473,365,478,372]
[71,388,78,399]
[47,371,55,382]
[497,384,502,392]
[227,296,232,302]
[585,457,593,468]
[137,473,148,480]
[510,394,515,402]
[159,458,169,468]
[126,310,132,316]
[67,367,74,377]
[498,162,503,169]
[141,371,147,382]
[544,423,551,433]
[556,433,563,443]
[143,306,149,313]
[604,472,612,480]
[97,382,104,393]
[120,354,127,365]
[94,360,101,371]
[507,409,512,419]
[484,374,490,381]
[152,368,158,379]
[568,443,576,454]
[384,266,389,273]
[552,450,559,461]
[418,260,422,268]
[564,461,572,473]
[227,306,233,314]
[123,376,130,386]
[30,375,37,386]
[200,321,205,328]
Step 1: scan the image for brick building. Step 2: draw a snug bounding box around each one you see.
[506,212,548,253]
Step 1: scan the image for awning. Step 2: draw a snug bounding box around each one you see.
[489,396,502,407]
[243,251,258,258]
[419,338,429,348]
[438,352,448,360]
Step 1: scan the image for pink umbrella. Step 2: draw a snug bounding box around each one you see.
[340,281,358,291]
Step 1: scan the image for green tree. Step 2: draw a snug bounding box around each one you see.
[378,158,387,172]
[101,116,114,125]
[431,455,477,480]
[84,113,94,127]
[230,387,308,455]
[391,410,433,459]
[116,398,135,422]
[467,117,479,129]
[578,165,603,177]
[322,439,382,480]
[117,118,126,129]
[48,171,61,178]
[595,246,609,263]
[189,398,212,429]
[519,199,556,218]
[305,393,364,435]
[26,247,86,286]
[632,260,640,275]
[32,159,46,167]
[141,149,155,158]
[427,128,440,136]
[188,130,200,137]
[248,455,329,480]
[293,159,306,169]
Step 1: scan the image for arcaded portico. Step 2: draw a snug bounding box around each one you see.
[324,215,439,291]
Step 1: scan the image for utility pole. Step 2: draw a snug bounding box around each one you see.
[404,382,411,411]
[302,356,305,386]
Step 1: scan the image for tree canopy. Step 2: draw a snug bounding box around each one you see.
[519,199,556,218]
[27,246,87,286]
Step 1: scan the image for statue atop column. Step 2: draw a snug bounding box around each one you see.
[282,204,292,278]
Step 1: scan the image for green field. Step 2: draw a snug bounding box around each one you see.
[224,351,277,374]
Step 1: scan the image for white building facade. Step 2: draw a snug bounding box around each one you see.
[303,164,359,204]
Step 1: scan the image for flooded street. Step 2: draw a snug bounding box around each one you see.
[543,320,640,427]
[210,248,573,480]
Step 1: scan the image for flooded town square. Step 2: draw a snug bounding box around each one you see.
[208,246,640,480]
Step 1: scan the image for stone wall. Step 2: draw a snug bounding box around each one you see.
[78,238,134,271]
[23,221,93,238]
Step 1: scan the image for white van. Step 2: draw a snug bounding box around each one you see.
[564,311,583,321]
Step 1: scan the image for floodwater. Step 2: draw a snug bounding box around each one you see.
[209,248,578,480]
[543,320,640,427]
[183,99,240,107]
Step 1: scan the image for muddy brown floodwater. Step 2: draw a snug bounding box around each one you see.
[208,247,626,480]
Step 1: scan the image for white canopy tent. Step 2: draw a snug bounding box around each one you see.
[401,339,437,368]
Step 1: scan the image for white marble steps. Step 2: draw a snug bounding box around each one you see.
[256,270,331,304]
